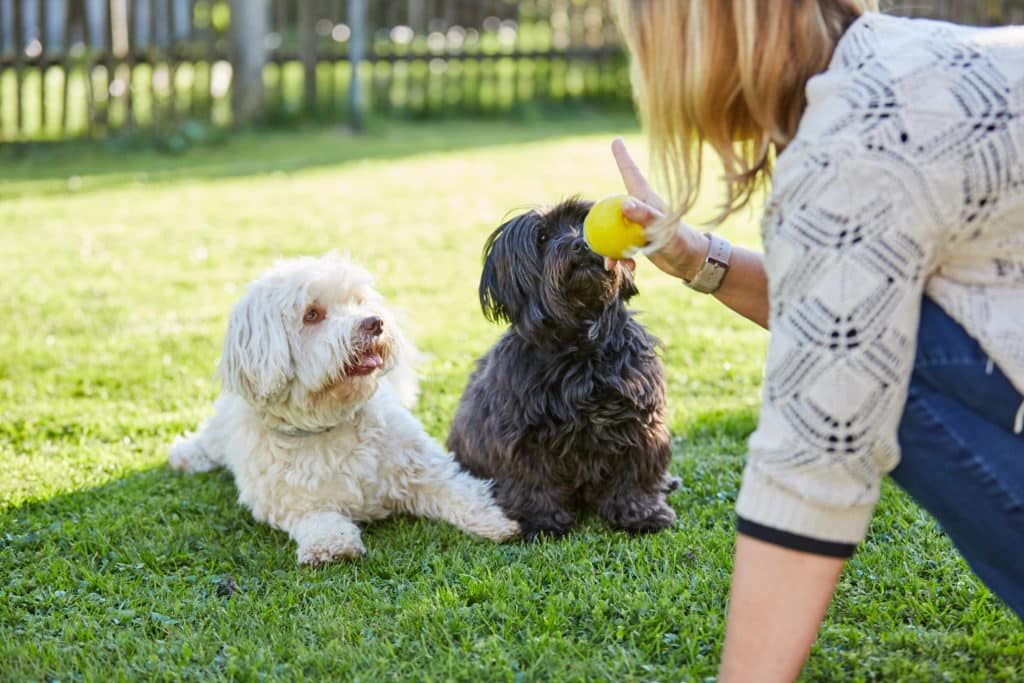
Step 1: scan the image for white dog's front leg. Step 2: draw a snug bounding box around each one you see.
[401,443,520,542]
[168,433,221,473]
[288,512,366,566]
[168,395,237,473]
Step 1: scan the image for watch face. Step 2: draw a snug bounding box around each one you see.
[687,262,726,293]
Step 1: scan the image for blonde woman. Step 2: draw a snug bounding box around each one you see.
[609,1,1024,680]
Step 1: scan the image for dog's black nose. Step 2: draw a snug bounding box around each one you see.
[360,316,384,336]
[572,237,602,265]
[572,239,588,254]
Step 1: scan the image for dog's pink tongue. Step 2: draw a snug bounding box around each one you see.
[346,351,383,376]
[359,352,383,369]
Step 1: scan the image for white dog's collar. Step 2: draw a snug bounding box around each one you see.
[268,424,336,438]
[261,406,363,438]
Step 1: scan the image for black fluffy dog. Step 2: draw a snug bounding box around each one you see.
[447,198,678,540]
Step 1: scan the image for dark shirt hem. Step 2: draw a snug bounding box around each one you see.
[737,516,857,559]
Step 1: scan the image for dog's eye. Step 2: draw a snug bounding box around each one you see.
[537,231,549,245]
[303,305,326,325]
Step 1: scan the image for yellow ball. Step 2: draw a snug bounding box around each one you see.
[583,194,647,259]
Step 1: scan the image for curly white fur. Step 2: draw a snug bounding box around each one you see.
[169,253,519,565]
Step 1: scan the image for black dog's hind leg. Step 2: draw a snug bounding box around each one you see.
[598,489,676,534]
[496,481,575,541]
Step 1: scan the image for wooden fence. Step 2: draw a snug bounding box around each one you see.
[0,0,232,142]
[0,0,628,143]
[258,0,627,128]
[1,0,1022,143]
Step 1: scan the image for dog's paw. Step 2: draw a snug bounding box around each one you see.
[520,512,574,542]
[468,510,521,542]
[485,515,522,542]
[168,435,219,473]
[622,502,677,535]
[297,533,366,566]
[601,496,677,534]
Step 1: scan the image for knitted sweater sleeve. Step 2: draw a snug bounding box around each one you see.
[734,140,939,556]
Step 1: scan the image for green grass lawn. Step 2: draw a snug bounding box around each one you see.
[0,114,1020,682]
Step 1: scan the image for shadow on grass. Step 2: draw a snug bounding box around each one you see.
[0,404,753,598]
[0,464,283,571]
[0,110,639,200]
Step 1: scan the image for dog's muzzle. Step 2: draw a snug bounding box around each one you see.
[344,316,386,376]
[566,239,610,284]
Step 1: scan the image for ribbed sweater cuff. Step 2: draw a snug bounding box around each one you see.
[735,465,875,556]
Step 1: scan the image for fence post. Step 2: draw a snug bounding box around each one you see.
[229,0,268,125]
[298,0,317,113]
[347,0,366,131]
[409,0,426,33]
[13,0,23,134]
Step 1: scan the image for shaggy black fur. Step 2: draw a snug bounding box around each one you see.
[447,198,678,541]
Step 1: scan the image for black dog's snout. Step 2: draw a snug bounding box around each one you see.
[570,235,602,266]
[360,316,384,336]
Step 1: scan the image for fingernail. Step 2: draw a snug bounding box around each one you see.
[622,198,637,211]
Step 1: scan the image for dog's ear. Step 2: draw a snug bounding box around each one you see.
[218,288,294,404]
[479,212,540,325]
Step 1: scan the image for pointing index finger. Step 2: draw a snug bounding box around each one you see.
[611,138,666,212]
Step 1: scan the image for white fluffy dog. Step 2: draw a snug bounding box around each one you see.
[169,253,519,565]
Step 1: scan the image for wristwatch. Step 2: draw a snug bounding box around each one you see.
[683,232,732,294]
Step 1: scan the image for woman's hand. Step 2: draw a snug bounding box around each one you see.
[609,138,710,281]
[609,138,771,329]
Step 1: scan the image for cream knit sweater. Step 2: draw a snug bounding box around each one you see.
[735,12,1024,549]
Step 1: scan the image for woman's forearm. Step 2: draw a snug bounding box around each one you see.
[696,237,769,330]
[718,534,846,683]
[624,213,771,329]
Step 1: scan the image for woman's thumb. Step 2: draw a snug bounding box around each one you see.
[622,197,663,226]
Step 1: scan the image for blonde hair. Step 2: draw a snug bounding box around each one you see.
[613,0,878,223]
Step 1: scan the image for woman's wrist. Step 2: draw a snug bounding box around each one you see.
[655,224,710,281]
[681,229,712,281]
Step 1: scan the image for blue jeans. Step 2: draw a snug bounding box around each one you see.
[891,297,1024,619]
